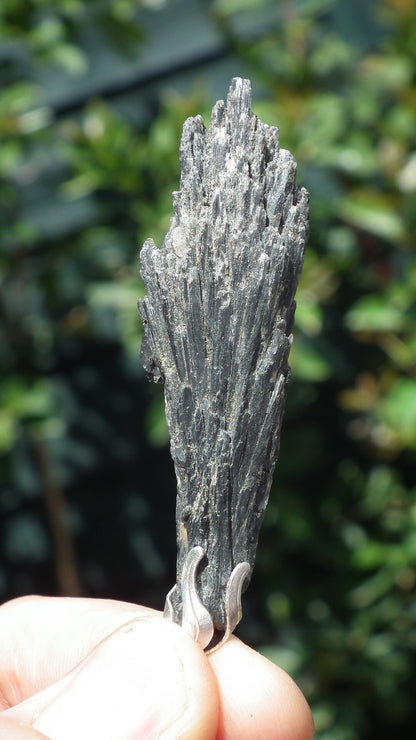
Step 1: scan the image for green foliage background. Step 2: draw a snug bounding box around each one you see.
[1,0,416,737]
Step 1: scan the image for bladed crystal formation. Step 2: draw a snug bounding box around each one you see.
[139,77,309,645]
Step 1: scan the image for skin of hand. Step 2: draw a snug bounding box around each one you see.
[0,596,314,740]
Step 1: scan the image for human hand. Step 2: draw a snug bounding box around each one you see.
[0,596,314,740]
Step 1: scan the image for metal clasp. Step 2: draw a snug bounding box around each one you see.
[164,546,250,654]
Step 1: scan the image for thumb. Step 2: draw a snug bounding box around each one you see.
[2,617,219,740]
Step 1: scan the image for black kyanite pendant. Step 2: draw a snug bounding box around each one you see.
[139,77,309,651]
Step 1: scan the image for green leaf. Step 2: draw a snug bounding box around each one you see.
[1,378,54,421]
[340,191,406,241]
[346,295,405,332]
[48,43,88,76]
[292,339,332,381]
[380,378,416,449]
[0,411,17,454]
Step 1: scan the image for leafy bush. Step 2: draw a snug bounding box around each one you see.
[1,1,415,738]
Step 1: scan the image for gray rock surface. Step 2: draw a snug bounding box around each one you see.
[139,77,309,630]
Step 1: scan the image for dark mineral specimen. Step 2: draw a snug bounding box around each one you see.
[139,77,309,646]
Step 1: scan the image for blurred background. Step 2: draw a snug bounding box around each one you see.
[1,0,415,737]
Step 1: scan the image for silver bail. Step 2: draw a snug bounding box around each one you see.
[164,546,250,653]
